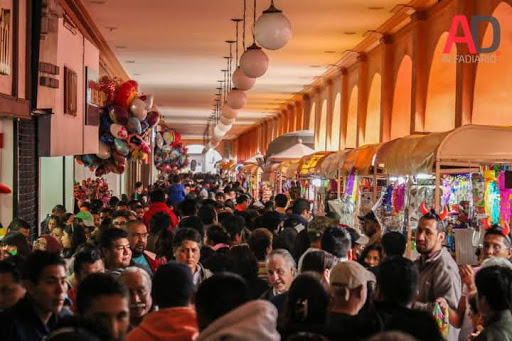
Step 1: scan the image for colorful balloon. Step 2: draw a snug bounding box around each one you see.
[140,120,150,135]
[140,94,154,109]
[130,98,147,120]
[100,133,115,145]
[110,124,128,139]
[126,117,142,134]
[112,150,126,164]
[100,113,113,135]
[108,105,130,125]
[146,111,160,127]
[97,141,111,159]
[116,80,139,108]
[114,138,129,156]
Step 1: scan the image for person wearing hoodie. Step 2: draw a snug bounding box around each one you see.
[195,273,280,341]
[126,261,198,341]
[168,175,186,207]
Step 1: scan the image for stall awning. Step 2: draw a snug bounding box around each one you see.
[298,152,332,176]
[240,164,261,175]
[284,161,300,179]
[243,153,264,165]
[268,142,315,162]
[340,144,380,176]
[320,150,347,178]
[382,125,512,175]
[265,130,315,158]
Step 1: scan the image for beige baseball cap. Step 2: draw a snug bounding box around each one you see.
[330,261,376,289]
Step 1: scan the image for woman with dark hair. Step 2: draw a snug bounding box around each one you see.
[148,211,174,261]
[0,232,31,259]
[279,272,330,339]
[359,244,384,269]
[61,225,87,258]
[301,250,337,286]
[226,245,269,299]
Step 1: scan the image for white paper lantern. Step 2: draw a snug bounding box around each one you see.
[232,67,256,91]
[220,115,235,125]
[218,122,233,132]
[214,125,227,138]
[255,4,292,50]
[222,104,240,119]
[239,43,269,78]
[226,89,247,109]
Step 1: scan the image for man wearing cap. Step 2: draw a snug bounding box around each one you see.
[358,210,382,246]
[326,261,379,340]
[345,227,370,260]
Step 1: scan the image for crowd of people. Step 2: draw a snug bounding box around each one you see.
[1,174,512,341]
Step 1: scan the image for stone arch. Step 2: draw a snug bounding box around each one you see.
[473,2,512,126]
[425,32,456,132]
[391,55,413,139]
[317,99,328,151]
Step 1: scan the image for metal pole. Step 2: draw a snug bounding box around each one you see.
[434,161,441,211]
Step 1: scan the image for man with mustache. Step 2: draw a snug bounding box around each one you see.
[413,209,461,341]
[119,267,152,328]
[125,220,165,275]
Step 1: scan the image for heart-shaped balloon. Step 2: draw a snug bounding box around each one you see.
[110,124,128,139]
[126,117,142,134]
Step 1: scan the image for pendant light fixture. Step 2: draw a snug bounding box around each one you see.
[222,103,240,119]
[239,0,269,78]
[232,9,256,90]
[225,38,247,109]
[255,0,292,50]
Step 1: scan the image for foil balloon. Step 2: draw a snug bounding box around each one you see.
[99,77,117,104]
[127,134,151,154]
[97,141,111,159]
[95,165,108,177]
[114,138,129,156]
[146,111,160,127]
[163,131,174,145]
[108,105,130,125]
[100,133,115,145]
[130,98,147,120]
[116,80,139,109]
[173,131,181,145]
[100,113,113,134]
[110,124,128,139]
[112,162,126,174]
[126,117,142,134]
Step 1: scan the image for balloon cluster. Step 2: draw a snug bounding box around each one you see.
[73,178,112,206]
[75,77,160,176]
[154,127,189,173]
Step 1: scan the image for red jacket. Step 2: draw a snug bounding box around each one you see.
[143,202,178,231]
[141,250,167,274]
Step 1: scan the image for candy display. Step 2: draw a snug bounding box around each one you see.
[73,178,112,206]
[75,77,160,176]
[154,125,189,173]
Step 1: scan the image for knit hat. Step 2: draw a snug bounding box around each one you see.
[152,261,194,308]
[40,235,63,254]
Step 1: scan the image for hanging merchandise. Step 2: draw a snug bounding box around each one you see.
[154,125,189,173]
[498,171,512,227]
[75,77,159,176]
[73,178,112,206]
[484,169,500,224]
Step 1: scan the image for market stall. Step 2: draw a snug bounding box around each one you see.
[377,125,512,264]
[239,163,262,200]
[297,152,332,211]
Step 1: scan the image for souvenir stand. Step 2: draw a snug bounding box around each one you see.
[297,152,333,212]
[332,144,381,228]
[268,141,315,201]
[217,160,237,181]
[261,163,281,201]
[239,163,262,200]
[380,125,512,265]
